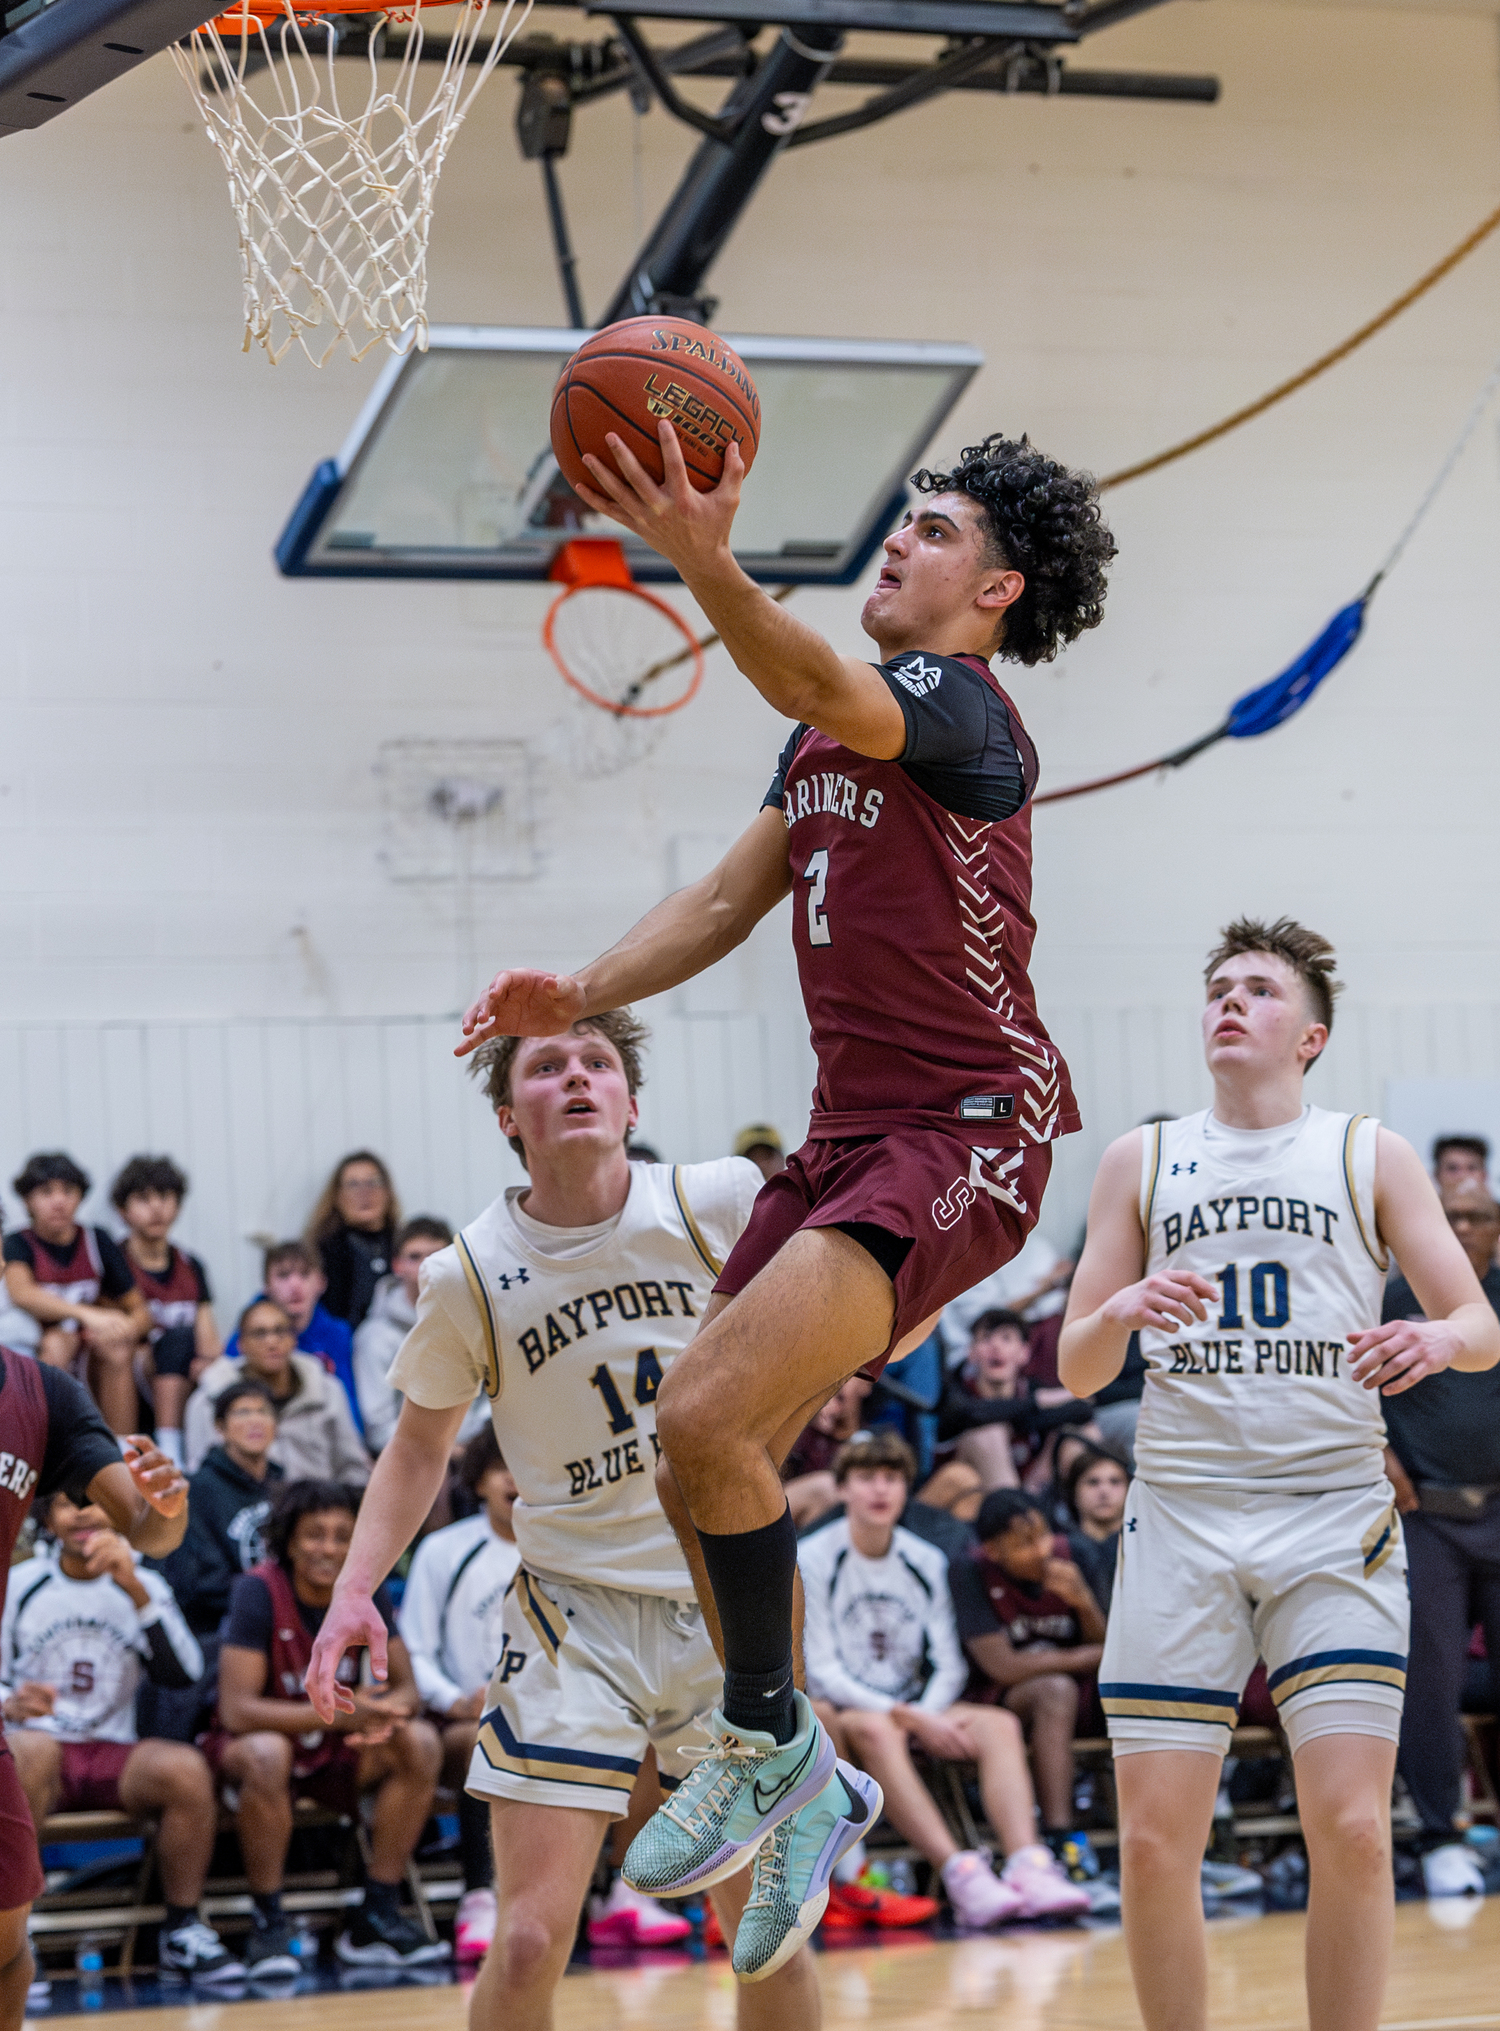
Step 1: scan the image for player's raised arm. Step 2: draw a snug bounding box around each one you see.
[574,423,916,758]
[1344,1129,1500,1396]
[1057,1131,1217,1400]
[458,804,792,1056]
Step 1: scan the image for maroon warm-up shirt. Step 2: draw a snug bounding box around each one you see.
[764,651,1078,1149]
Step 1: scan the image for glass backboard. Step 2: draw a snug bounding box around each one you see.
[276,327,983,585]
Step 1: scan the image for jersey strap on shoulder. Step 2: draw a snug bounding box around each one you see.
[1140,1120,1166,1239]
[455,1232,503,1400]
[1341,1114,1388,1272]
[672,1166,724,1278]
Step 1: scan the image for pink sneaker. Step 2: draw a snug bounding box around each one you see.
[1001,1843,1091,1919]
[454,1886,497,1959]
[587,1877,693,1947]
[941,1849,1025,1928]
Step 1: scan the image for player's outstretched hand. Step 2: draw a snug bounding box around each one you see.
[456,968,588,1059]
[305,1593,389,1724]
[1100,1271,1217,1335]
[121,1436,188,1519]
[1347,1318,1463,1396]
[574,421,744,580]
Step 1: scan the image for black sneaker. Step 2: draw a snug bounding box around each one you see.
[160,1920,246,1984]
[243,1918,301,1979]
[336,1903,451,1967]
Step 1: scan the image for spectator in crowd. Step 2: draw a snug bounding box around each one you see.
[397,1428,518,1959]
[733,1123,786,1182]
[206,1479,445,1974]
[800,1434,1088,1929]
[354,1218,454,1454]
[111,1155,221,1471]
[162,1380,284,1637]
[185,1300,369,1483]
[1062,1445,1129,1615]
[780,1374,873,1528]
[937,1230,1075,1364]
[1381,1176,1500,1897]
[920,1311,1096,1519]
[951,1489,1106,1878]
[1432,1135,1490,1193]
[225,1242,361,1435]
[307,1153,401,1333]
[624,1140,662,1163]
[1,1488,241,1982]
[3,1153,150,1434]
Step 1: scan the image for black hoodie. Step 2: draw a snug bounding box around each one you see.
[158,1445,285,1634]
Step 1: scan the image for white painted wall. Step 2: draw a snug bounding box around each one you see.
[1,0,1498,1310]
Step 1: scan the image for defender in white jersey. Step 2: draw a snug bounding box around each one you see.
[305,1013,819,2031]
[1060,919,1500,2031]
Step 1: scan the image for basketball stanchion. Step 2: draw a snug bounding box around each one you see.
[172,0,534,365]
[543,539,706,778]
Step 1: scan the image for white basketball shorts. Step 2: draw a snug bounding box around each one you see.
[1100,1477,1408,1757]
[467,1567,722,1817]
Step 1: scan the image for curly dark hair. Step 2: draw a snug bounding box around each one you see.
[265,1478,360,1566]
[911,434,1115,666]
[110,1154,189,1210]
[13,1151,90,1201]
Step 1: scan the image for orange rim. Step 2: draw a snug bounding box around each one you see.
[204,0,456,28]
[543,584,706,720]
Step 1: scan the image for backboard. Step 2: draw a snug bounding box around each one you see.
[275,326,984,585]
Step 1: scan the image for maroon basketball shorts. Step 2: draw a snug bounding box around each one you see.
[56,1740,135,1812]
[0,1733,45,1910]
[715,1130,1054,1359]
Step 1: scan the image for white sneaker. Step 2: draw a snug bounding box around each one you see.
[941,1849,1024,1928]
[1422,1843,1485,1898]
[1001,1842,1091,1919]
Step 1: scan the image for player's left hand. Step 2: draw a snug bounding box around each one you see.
[121,1435,188,1518]
[574,421,743,578]
[1346,1318,1464,1395]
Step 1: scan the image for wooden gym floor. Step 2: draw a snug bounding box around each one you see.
[30,1899,1500,2031]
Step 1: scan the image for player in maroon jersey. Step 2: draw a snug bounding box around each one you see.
[0,1353,188,2028]
[455,422,1113,1974]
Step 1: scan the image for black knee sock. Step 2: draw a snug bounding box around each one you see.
[459,1790,494,1893]
[696,1506,799,1745]
[363,1877,401,1918]
[252,1890,282,1928]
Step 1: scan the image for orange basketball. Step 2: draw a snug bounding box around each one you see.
[550,316,760,498]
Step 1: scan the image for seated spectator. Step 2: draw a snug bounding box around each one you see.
[398,1428,519,1959]
[207,1479,445,1973]
[951,1489,1106,1876]
[3,1152,149,1433]
[920,1311,1096,1520]
[1432,1135,1489,1193]
[111,1155,221,1471]
[185,1299,370,1483]
[226,1242,361,1436]
[780,1374,873,1528]
[800,1433,1087,1929]
[937,1230,1076,1363]
[307,1152,401,1333]
[1062,1445,1129,1615]
[733,1123,785,1182]
[1,1488,241,1981]
[163,1380,285,1638]
[1381,1176,1500,1897]
[354,1218,454,1453]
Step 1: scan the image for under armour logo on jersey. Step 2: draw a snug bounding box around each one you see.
[494,1267,531,1291]
[890,655,944,697]
[1127,1518,1138,1532]
[1170,1162,1198,1176]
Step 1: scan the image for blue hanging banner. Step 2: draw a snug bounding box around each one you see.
[1223,597,1369,740]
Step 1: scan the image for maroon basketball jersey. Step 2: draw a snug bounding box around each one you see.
[17,1224,103,1302]
[127,1245,205,1335]
[0,1355,47,1628]
[766,653,1077,1148]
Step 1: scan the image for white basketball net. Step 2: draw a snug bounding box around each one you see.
[172,0,533,366]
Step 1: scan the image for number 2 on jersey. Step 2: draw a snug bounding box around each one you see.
[803,849,831,946]
[587,1350,666,1436]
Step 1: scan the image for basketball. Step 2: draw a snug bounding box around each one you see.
[550,316,761,497]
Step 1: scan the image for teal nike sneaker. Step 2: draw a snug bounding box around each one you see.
[622,1692,836,1897]
[732,1759,883,1982]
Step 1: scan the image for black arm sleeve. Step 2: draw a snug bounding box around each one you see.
[878,654,1031,823]
[37,1365,124,1503]
[141,1617,197,1689]
[936,1377,1032,1444]
[95,1231,137,1301]
[761,724,810,811]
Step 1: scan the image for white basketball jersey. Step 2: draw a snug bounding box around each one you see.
[1132,1105,1389,1493]
[389,1158,761,1599]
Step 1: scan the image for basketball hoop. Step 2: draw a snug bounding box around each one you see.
[543,539,705,774]
[173,0,533,366]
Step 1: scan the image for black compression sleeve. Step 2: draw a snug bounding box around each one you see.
[141,1617,197,1689]
[761,724,810,810]
[877,655,1028,822]
[37,1365,124,1503]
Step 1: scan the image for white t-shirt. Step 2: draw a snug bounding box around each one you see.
[398,1512,521,1712]
[798,1518,969,1713]
[389,1158,762,1599]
